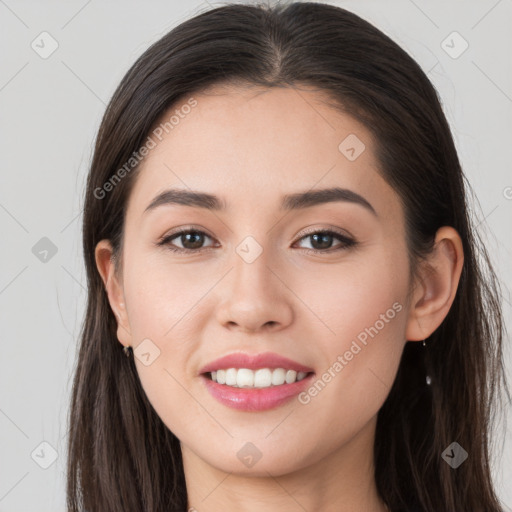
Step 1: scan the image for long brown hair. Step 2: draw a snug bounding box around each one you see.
[67,2,510,511]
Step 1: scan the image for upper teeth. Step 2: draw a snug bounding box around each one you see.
[210,368,309,388]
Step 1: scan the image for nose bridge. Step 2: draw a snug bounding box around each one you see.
[228,203,278,282]
[215,233,293,331]
[231,233,278,301]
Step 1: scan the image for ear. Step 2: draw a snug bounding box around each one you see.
[405,226,464,341]
[95,239,133,348]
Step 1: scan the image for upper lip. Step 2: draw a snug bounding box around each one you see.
[199,351,315,375]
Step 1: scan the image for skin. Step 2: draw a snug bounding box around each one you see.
[95,84,464,512]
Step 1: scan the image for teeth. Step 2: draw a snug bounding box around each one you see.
[225,368,237,386]
[209,368,310,388]
[285,370,297,384]
[271,368,286,385]
[237,368,254,387]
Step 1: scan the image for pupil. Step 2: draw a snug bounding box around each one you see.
[312,233,332,249]
[183,232,203,249]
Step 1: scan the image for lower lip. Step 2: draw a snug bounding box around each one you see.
[201,373,314,411]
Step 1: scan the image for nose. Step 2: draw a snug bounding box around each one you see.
[215,248,294,333]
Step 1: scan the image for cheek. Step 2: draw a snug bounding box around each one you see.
[292,252,408,435]
[123,249,213,342]
[290,251,408,350]
[121,253,212,431]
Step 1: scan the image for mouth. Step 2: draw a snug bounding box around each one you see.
[199,352,315,411]
[200,367,315,411]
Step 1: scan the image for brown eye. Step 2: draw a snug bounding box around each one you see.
[158,229,216,253]
[295,230,356,253]
[307,232,335,250]
[174,231,207,250]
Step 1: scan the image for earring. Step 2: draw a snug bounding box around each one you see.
[422,339,432,386]
[123,345,132,358]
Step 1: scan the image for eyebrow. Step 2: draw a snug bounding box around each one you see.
[143,186,377,216]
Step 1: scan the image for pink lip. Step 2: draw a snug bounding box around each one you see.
[199,351,314,374]
[201,373,315,411]
[198,351,315,412]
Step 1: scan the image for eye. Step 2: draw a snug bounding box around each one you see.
[156,227,357,254]
[157,228,217,253]
[293,228,357,254]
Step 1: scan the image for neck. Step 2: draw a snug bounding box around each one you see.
[183,415,388,512]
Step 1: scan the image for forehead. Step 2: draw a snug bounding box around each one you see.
[125,84,396,220]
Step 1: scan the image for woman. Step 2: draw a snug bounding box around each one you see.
[66,2,509,511]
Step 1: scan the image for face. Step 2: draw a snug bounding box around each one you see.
[102,84,414,476]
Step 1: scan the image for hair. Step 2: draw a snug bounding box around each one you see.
[67,2,510,511]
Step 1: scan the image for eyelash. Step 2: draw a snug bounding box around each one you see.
[156,226,357,255]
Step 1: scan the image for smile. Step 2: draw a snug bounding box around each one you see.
[199,351,315,411]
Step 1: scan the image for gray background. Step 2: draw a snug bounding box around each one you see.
[0,0,511,510]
